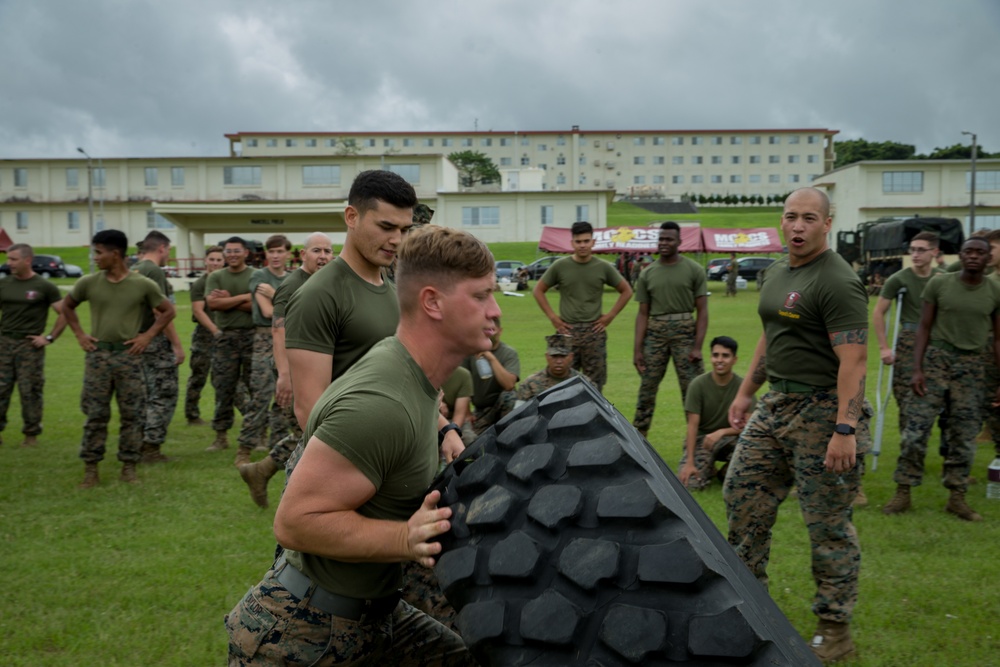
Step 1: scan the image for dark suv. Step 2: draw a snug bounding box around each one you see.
[0,253,67,278]
[706,256,775,282]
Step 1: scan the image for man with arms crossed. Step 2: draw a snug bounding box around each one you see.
[63,230,176,487]
[226,225,490,665]
[632,221,708,436]
[184,245,225,426]
[0,243,65,447]
[725,188,868,664]
[533,221,632,393]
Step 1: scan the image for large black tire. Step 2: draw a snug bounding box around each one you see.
[431,376,820,666]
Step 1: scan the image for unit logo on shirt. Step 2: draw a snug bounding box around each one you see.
[783,291,802,309]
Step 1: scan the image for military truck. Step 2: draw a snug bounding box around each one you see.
[836,216,964,282]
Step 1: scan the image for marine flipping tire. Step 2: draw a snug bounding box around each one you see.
[431,376,820,666]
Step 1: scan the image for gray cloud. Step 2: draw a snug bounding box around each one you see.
[2,0,997,159]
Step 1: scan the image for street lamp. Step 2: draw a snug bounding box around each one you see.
[77,147,95,273]
[961,131,977,236]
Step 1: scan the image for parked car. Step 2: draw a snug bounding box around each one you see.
[0,253,67,278]
[704,258,730,279]
[706,256,776,282]
[523,255,564,280]
[64,263,84,278]
[495,260,526,280]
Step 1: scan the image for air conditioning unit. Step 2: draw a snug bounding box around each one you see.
[593,160,600,167]
[606,142,615,150]
[606,180,615,188]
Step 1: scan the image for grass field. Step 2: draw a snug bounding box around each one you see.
[3,208,999,665]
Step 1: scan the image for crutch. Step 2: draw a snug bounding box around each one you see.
[872,287,906,470]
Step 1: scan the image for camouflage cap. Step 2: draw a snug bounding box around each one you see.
[546,334,572,356]
[412,203,435,227]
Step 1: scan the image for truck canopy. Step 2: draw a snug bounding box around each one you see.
[862,217,964,258]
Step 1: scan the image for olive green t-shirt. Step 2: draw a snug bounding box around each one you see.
[758,250,868,388]
[188,273,212,325]
[634,256,708,315]
[461,341,521,411]
[205,266,254,331]
[248,267,287,327]
[684,372,754,435]
[541,256,624,323]
[286,337,439,598]
[271,267,311,323]
[69,271,165,343]
[133,259,171,332]
[880,267,941,324]
[441,366,473,411]
[285,259,399,382]
[0,274,62,336]
[922,272,1000,351]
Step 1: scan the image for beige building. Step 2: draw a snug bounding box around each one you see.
[813,158,1000,238]
[225,127,838,199]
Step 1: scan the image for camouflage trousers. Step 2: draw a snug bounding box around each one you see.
[678,433,738,490]
[80,349,147,464]
[894,345,983,492]
[238,329,294,449]
[0,336,46,436]
[141,334,178,446]
[726,274,737,296]
[211,329,255,432]
[889,328,917,434]
[724,389,870,623]
[981,336,1000,457]
[268,409,303,467]
[185,325,214,421]
[225,562,472,666]
[633,318,704,434]
[566,321,607,392]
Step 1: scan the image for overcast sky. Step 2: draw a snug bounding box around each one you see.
[2,0,997,160]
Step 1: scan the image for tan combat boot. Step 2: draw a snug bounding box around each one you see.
[945,490,983,522]
[233,446,252,467]
[206,430,229,452]
[141,443,171,464]
[238,456,279,508]
[187,417,207,426]
[810,619,855,664]
[853,486,868,507]
[79,463,100,489]
[22,435,38,447]
[881,484,911,515]
[120,462,139,484]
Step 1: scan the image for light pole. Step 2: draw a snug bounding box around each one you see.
[77,147,95,273]
[961,131,977,236]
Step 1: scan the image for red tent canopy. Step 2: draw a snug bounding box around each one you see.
[700,227,784,253]
[0,228,12,252]
[538,225,703,254]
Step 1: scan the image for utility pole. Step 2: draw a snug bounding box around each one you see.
[961,131,977,236]
[76,147,95,273]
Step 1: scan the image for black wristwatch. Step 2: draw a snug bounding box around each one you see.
[438,422,461,445]
[833,423,856,436]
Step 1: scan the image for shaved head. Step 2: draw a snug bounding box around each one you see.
[303,232,332,250]
[786,187,831,219]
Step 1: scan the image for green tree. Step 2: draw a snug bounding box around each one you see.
[448,150,501,187]
[833,139,916,168]
[918,143,996,160]
[334,138,360,156]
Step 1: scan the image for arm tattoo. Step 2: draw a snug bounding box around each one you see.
[846,376,866,421]
[272,316,285,330]
[751,355,767,385]
[829,328,868,347]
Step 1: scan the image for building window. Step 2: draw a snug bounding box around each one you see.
[325,139,337,147]
[968,215,1000,229]
[788,135,800,144]
[481,138,492,147]
[171,167,184,187]
[541,205,554,226]
[93,167,106,187]
[537,164,547,171]
[16,211,28,230]
[711,175,722,184]
[224,166,262,186]
[66,168,79,188]
[442,138,453,147]
[144,167,158,186]
[749,155,761,164]
[730,136,742,145]
[750,136,761,145]
[731,156,741,164]
[769,174,781,183]
[579,156,586,165]
[401,138,413,147]
[500,157,512,166]
[969,170,1000,191]
[653,156,665,165]
[68,211,80,230]
[711,156,722,164]
[731,175,742,183]
[387,164,420,184]
[556,174,566,185]
[653,137,665,146]
[769,155,780,164]
[788,155,800,164]
[671,137,683,146]
[633,137,645,146]
[883,171,923,193]
[669,175,680,184]
[498,138,510,147]
[520,157,530,166]
[633,176,646,185]
[808,154,819,163]
[146,210,175,229]
[769,136,780,145]
[383,139,395,148]
[537,144,547,151]
[522,137,531,146]
[363,139,376,147]
[693,156,704,165]
[422,138,435,147]
[462,206,499,227]
[712,136,723,145]
[461,138,472,147]
[789,174,800,183]
[305,138,317,147]
[286,139,298,147]
[246,139,258,147]
[808,135,819,144]
[302,165,341,185]
[557,136,566,146]
[576,205,589,221]
[672,156,683,165]
[557,155,566,165]
[691,137,704,145]
[633,156,645,165]
[691,175,704,184]
[14,168,27,187]
[266,139,277,147]
[749,174,761,183]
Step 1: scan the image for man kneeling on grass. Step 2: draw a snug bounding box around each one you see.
[225,226,493,665]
